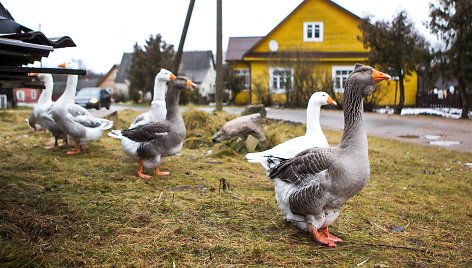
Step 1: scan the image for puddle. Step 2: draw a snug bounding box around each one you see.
[398,135,419,139]
[429,140,460,146]
[425,135,442,140]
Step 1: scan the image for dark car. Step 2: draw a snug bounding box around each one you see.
[75,87,111,110]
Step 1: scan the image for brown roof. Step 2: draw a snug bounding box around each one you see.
[225,36,262,62]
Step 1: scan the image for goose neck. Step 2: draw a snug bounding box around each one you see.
[165,86,181,120]
[153,80,167,101]
[57,74,78,104]
[340,84,365,146]
[37,79,53,104]
[305,101,322,136]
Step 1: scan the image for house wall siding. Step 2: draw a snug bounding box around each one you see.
[238,0,418,107]
[252,0,367,54]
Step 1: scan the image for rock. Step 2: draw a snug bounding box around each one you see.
[213,113,266,143]
[245,134,259,152]
[229,136,246,152]
[390,225,405,232]
[241,104,266,118]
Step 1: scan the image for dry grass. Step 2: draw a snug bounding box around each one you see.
[0,108,471,267]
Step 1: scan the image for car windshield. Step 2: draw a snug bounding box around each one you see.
[76,88,100,98]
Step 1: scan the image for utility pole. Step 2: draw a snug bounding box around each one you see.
[215,0,223,111]
[174,0,196,75]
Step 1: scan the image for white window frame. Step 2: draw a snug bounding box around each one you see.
[234,68,250,89]
[16,90,25,101]
[269,67,293,94]
[332,66,354,93]
[304,22,324,42]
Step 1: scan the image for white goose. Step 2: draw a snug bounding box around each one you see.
[52,62,113,154]
[245,91,336,170]
[28,73,53,132]
[129,69,176,128]
[31,73,67,147]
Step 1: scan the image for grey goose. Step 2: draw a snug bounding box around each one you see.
[268,64,391,247]
[109,76,196,179]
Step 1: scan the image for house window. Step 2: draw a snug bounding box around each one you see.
[31,90,37,100]
[16,90,25,101]
[234,69,250,89]
[332,66,354,93]
[270,67,292,94]
[304,22,323,42]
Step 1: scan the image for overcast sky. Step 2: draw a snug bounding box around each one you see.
[3,0,437,74]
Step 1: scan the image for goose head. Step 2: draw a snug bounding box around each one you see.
[349,64,391,97]
[156,68,177,83]
[310,91,337,106]
[58,61,78,70]
[173,76,197,90]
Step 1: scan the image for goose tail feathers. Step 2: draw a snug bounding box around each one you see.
[100,119,114,130]
[245,152,273,171]
[107,129,122,139]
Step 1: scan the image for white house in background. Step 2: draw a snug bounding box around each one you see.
[178,50,216,102]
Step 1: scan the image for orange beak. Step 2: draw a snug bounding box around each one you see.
[372,69,391,82]
[326,96,337,106]
[58,63,67,68]
[186,79,197,88]
[170,73,177,81]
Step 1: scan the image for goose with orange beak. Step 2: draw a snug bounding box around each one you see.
[245,91,337,171]
[109,76,196,179]
[268,64,391,247]
[129,69,177,128]
[52,61,113,154]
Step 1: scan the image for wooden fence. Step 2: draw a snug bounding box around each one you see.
[416,92,462,109]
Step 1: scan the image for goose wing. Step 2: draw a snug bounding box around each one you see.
[268,147,334,185]
[67,104,91,117]
[71,114,105,128]
[121,121,171,142]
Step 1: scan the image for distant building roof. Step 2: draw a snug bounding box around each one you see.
[115,53,133,83]
[178,50,215,83]
[225,36,263,62]
[97,64,117,86]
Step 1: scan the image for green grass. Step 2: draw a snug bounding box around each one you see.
[0,108,471,267]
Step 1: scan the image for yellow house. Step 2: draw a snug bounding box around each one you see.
[225,0,417,106]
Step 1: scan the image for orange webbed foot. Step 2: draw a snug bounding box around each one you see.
[154,168,170,176]
[320,227,343,243]
[137,171,152,179]
[308,224,337,247]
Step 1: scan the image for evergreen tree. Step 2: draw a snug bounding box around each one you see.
[128,34,175,102]
[428,0,472,118]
